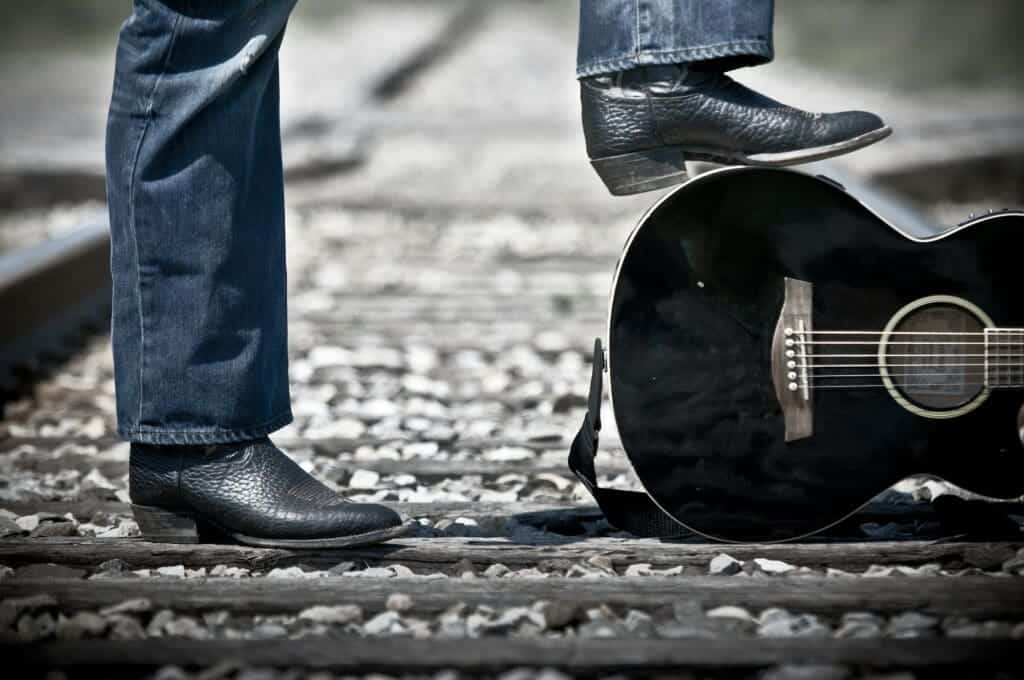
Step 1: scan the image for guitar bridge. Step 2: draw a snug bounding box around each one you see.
[772,278,814,441]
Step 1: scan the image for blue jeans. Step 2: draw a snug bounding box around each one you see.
[577,0,774,78]
[106,0,774,444]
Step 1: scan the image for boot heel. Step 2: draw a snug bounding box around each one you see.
[132,504,199,544]
[590,146,689,196]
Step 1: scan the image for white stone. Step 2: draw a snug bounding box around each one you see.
[753,558,797,574]
[156,565,186,578]
[308,346,352,368]
[709,553,743,575]
[266,566,317,579]
[348,469,381,490]
[706,605,757,623]
[298,604,362,624]
[386,593,413,612]
[16,515,40,532]
[363,611,404,635]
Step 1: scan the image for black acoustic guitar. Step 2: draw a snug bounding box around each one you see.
[595,167,1024,542]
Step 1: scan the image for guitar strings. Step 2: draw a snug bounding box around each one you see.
[783,332,1024,387]
[801,331,1024,335]
[796,340,1021,345]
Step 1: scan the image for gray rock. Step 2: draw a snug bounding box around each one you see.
[56,612,109,639]
[1002,548,1024,575]
[15,514,42,532]
[99,598,153,617]
[236,669,281,680]
[146,609,176,636]
[327,561,356,576]
[538,600,581,629]
[297,604,363,625]
[757,609,831,638]
[151,666,190,680]
[943,619,1013,638]
[251,623,289,639]
[386,593,414,613]
[753,558,797,575]
[475,607,546,636]
[266,566,319,579]
[887,612,938,638]
[709,553,743,575]
[584,555,615,573]
[835,612,884,639]
[203,610,231,628]
[565,564,613,579]
[209,565,250,578]
[363,610,404,636]
[156,565,186,578]
[576,620,626,638]
[1,593,57,628]
[655,621,718,639]
[348,469,381,490]
[30,519,79,538]
[624,563,684,577]
[672,599,705,624]
[107,614,146,640]
[17,611,57,641]
[0,516,24,537]
[704,610,758,635]
[341,566,390,579]
[623,609,655,636]
[92,558,132,578]
[760,664,851,680]
[164,616,208,639]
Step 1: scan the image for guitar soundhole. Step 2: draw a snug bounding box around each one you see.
[884,302,985,412]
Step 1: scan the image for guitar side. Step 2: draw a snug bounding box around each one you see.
[608,168,1024,542]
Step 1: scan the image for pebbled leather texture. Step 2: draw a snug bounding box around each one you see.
[581,66,885,160]
[130,438,402,539]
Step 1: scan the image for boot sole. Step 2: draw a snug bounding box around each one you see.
[132,504,414,549]
[591,126,891,195]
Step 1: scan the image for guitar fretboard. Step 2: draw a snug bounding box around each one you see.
[985,328,1024,388]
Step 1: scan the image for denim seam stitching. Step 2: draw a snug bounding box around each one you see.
[633,0,640,62]
[583,38,772,67]
[126,10,184,429]
[575,40,773,78]
[119,409,294,436]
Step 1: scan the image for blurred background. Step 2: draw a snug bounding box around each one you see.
[1,0,1022,386]
[1,0,1022,251]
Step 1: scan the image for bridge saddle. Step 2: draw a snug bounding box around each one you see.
[772,277,814,442]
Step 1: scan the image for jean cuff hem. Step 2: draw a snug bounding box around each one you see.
[118,410,294,445]
[576,39,774,78]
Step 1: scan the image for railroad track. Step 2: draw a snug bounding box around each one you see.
[3,2,1023,678]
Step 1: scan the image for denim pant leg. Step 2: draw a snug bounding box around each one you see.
[106,0,298,444]
[577,0,775,78]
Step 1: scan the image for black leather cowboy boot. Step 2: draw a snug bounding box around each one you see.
[130,437,408,548]
[581,65,890,195]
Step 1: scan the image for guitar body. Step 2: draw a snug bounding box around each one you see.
[609,167,1024,542]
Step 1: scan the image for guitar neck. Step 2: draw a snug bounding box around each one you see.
[986,328,1024,388]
